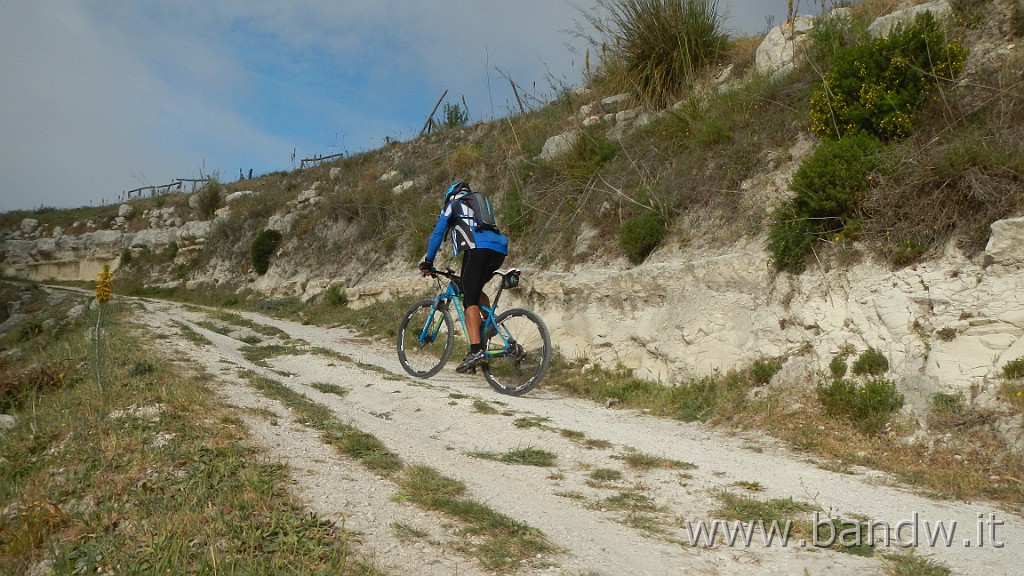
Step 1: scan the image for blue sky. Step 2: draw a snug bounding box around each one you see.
[0,1,809,212]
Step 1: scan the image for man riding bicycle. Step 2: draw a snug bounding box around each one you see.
[419,181,508,374]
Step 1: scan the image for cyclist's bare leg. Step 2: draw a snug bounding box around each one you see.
[466,305,482,345]
[466,292,490,346]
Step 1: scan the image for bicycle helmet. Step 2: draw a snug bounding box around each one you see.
[443,181,471,204]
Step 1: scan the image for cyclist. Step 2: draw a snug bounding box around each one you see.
[419,181,508,373]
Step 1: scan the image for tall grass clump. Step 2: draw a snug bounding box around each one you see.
[581,0,728,107]
[195,179,224,220]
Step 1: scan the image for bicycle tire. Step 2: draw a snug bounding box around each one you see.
[397,299,453,378]
[482,308,551,396]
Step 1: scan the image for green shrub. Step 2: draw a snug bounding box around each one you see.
[1001,381,1024,413]
[829,354,849,380]
[809,12,966,142]
[1004,357,1024,379]
[950,0,989,29]
[791,132,885,224]
[817,376,904,434]
[601,377,666,404]
[619,212,666,264]
[749,357,782,385]
[887,238,927,267]
[675,376,720,422]
[768,133,885,273]
[583,0,727,107]
[766,201,817,274]
[674,371,753,422]
[851,347,889,376]
[443,101,469,128]
[561,128,619,182]
[323,284,347,307]
[804,8,869,69]
[195,180,223,220]
[931,392,964,414]
[251,229,283,275]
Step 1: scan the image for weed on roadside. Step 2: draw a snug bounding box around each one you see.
[472,447,558,467]
[617,450,697,471]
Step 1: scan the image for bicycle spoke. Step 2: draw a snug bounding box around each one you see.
[397,300,453,378]
[483,308,551,395]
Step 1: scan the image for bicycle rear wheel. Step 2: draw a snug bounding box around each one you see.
[483,308,551,396]
[397,300,453,378]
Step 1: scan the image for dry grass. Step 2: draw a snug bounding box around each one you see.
[539,350,1023,508]
[726,384,1024,507]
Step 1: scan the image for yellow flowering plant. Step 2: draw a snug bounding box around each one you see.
[808,12,965,142]
[92,264,114,385]
[95,265,113,303]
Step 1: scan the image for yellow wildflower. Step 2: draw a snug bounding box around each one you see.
[95,265,114,304]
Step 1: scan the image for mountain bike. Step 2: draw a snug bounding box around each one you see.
[396,267,551,396]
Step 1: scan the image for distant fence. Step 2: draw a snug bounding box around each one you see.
[299,152,345,169]
[121,178,212,202]
[102,88,481,205]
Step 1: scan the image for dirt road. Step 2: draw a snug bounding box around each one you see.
[136,297,1022,576]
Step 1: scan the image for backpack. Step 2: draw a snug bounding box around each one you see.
[458,192,501,234]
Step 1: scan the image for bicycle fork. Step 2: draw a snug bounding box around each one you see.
[419,299,448,344]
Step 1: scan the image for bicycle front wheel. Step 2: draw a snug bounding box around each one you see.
[483,308,551,396]
[397,300,453,378]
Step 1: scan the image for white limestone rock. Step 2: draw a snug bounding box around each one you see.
[868,0,951,38]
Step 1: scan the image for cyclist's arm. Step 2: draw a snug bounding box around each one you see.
[423,204,453,263]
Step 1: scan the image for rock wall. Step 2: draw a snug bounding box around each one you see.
[315,212,1024,423]
[508,226,1024,417]
[1,230,124,281]
[5,208,1023,420]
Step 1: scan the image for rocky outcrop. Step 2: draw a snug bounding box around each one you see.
[755,15,816,79]
[334,215,1022,423]
[522,230,1023,416]
[868,0,951,37]
[0,202,215,282]
[1,229,125,281]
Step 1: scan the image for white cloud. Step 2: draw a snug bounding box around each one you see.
[1,0,793,211]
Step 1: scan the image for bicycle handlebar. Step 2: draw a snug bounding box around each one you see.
[428,267,458,280]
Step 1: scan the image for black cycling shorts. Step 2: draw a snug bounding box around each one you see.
[460,248,505,307]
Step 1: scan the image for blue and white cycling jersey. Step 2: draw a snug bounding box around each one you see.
[424,195,508,261]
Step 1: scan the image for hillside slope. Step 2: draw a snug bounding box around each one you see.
[2,1,1023,434]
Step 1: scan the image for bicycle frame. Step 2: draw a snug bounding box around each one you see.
[399,266,549,394]
[419,270,511,358]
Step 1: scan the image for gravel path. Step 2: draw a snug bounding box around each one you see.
[137,297,1022,576]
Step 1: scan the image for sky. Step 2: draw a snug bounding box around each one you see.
[0,1,811,212]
